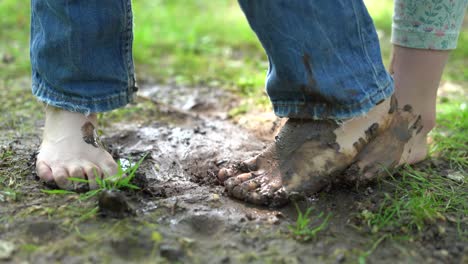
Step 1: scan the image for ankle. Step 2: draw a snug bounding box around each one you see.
[409,109,435,136]
[420,117,435,136]
[45,106,97,125]
[43,106,98,140]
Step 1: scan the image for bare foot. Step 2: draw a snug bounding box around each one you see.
[399,134,428,164]
[36,106,118,190]
[389,46,448,165]
[218,97,423,206]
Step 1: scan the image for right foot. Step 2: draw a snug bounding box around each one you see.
[218,97,424,206]
[36,107,118,190]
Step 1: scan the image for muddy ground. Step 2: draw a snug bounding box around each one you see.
[0,83,466,264]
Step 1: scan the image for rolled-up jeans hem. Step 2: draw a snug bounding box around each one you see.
[272,81,394,120]
[32,78,135,114]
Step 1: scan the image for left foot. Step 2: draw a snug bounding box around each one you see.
[36,107,118,191]
[218,97,423,206]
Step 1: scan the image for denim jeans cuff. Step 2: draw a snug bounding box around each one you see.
[272,81,394,120]
[32,77,136,114]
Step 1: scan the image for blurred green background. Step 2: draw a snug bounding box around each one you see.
[1,0,466,93]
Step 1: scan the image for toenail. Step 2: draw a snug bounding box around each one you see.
[218,168,234,183]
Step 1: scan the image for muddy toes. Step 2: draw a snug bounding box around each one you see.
[217,167,236,183]
[224,172,255,190]
[217,158,258,183]
[223,171,288,206]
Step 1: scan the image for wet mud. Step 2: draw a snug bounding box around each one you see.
[81,121,100,148]
[0,84,466,263]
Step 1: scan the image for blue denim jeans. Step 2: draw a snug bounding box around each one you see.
[31,0,136,114]
[31,0,393,119]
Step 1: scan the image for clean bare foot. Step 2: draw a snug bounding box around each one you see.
[218,97,423,206]
[36,106,118,191]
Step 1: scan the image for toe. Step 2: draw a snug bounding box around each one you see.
[84,163,102,190]
[218,157,259,183]
[218,167,248,185]
[239,157,258,171]
[243,191,268,205]
[100,160,119,178]
[68,165,84,179]
[218,167,243,183]
[226,173,288,206]
[51,166,72,190]
[241,178,261,191]
[224,172,255,191]
[36,161,53,182]
[217,168,231,183]
[67,165,89,192]
[242,184,288,206]
[250,187,288,207]
[230,177,260,200]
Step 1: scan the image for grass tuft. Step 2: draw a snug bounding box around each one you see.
[288,203,331,242]
[431,100,468,170]
[42,154,147,200]
[359,165,467,234]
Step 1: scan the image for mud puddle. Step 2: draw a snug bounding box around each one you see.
[0,84,465,263]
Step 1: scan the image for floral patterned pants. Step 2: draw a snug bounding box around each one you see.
[392,0,468,50]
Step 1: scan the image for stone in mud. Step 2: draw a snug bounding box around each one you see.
[98,190,135,218]
[159,244,184,262]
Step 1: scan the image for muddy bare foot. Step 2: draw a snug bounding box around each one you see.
[36,106,118,190]
[218,97,423,206]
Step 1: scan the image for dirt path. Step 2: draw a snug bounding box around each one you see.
[0,84,465,264]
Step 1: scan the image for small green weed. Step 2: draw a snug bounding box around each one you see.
[288,203,331,242]
[0,188,20,202]
[42,154,147,200]
[20,243,40,254]
[41,189,76,195]
[357,235,389,264]
[77,206,99,222]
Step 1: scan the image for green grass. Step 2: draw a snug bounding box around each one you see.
[357,235,389,264]
[288,204,330,242]
[431,99,468,170]
[360,166,466,234]
[42,155,146,200]
[0,1,31,80]
[132,0,266,91]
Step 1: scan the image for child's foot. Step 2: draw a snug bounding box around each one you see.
[36,106,118,190]
[218,97,424,206]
